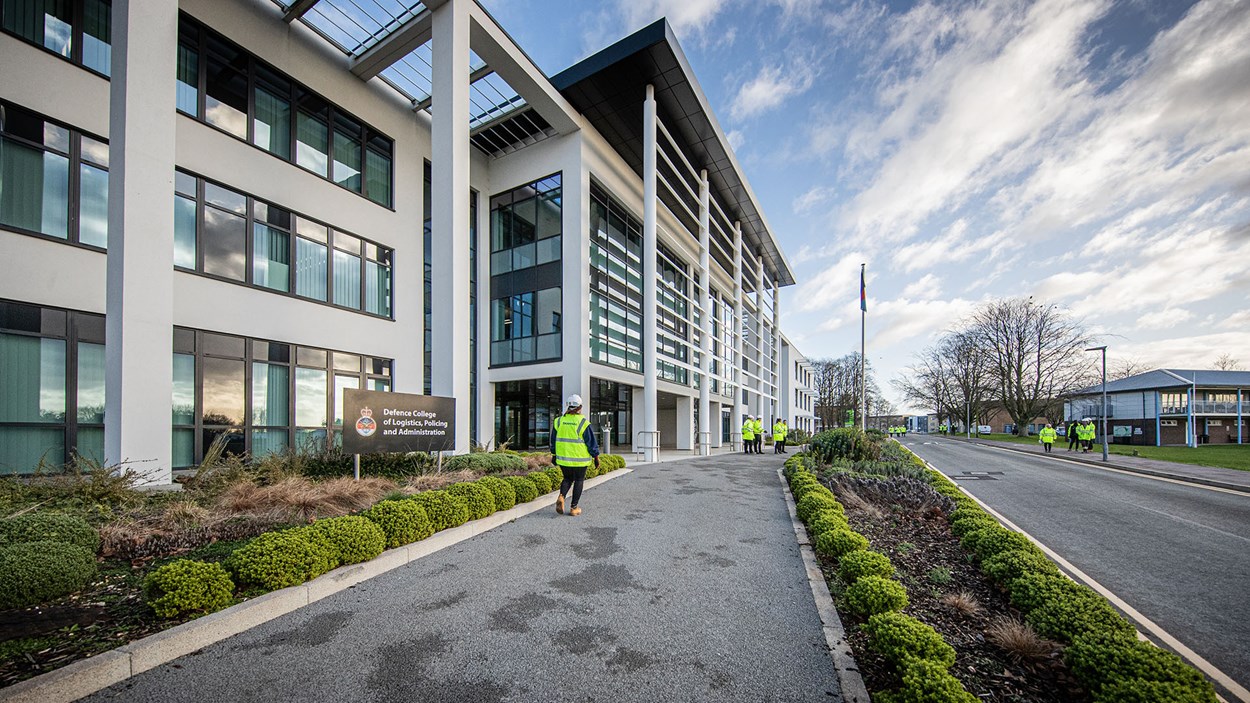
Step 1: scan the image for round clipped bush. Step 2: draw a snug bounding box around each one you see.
[844,575,909,616]
[144,559,234,619]
[815,528,869,560]
[1008,572,1093,613]
[1067,632,1215,698]
[862,611,956,668]
[361,500,434,548]
[225,530,335,591]
[1092,679,1217,703]
[527,471,553,494]
[950,513,1000,538]
[585,462,601,480]
[476,476,516,511]
[792,481,834,505]
[447,482,497,520]
[1026,591,1136,643]
[306,516,386,565]
[797,492,841,523]
[544,466,565,491]
[0,541,97,609]
[878,657,977,703]
[961,525,1037,562]
[839,550,895,583]
[410,490,471,532]
[505,476,539,503]
[443,452,526,474]
[809,509,850,537]
[981,549,1061,584]
[0,513,100,553]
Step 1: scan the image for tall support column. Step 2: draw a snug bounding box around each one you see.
[732,222,745,439]
[697,170,711,456]
[105,0,177,485]
[431,0,471,453]
[754,263,765,422]
[772,276,781,422]
[642,85,659,462]
[1238,388,1243,444]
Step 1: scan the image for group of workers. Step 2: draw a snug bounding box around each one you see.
[886,425,908,438]
[1037,419,1098,453]
[741,416,791,454]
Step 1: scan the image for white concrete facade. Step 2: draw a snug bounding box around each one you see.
[780,334,817,436]
[0,0,796,479]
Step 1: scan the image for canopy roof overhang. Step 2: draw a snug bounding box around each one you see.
[552,19,795,287]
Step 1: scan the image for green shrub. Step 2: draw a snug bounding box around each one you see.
[844,575,909,616]
[1093,679,1217,703]
[1008,572,1093,612]
[1067,632,1215,699]
[789,470,819,488]
[1026,591,1136,643]
[809,509,850,537]
[981,549,1061,584]
[877,658,977,703]
[544,466,565,490]
[809,428,882,463]
[815,528,869,560]
[862,611,956,668]
[585,462,600,480]
[505,476,539,503]
[792,480,833,504]
[0,541,97,609]
[0,513,100,553]
[298,446,436,479]
[307,516,386,565]
[797,492,841,523]
[527,471,553,493]
[476,476,516,511]
[225,530,335,590]
[409,490,471,532]
[961,525,1037,562]
[950,513,1000,538]
[447,482,496,520]
[839,550,895,583]
[600,455,626,471]
[144,559,234,618]
[444,453,526,474]
[361,500,434,548]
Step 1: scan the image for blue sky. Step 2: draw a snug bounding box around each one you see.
[482,0,1250,412]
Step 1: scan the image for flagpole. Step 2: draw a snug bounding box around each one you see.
[860,263,866,432]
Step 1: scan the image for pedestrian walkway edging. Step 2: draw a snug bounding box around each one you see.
[0,469,633,703]
[777,469,869,703]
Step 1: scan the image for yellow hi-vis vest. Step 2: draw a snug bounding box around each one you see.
[1039,427,1056,443]
[773,423,785,441]
[753,419,764,437]
[741,422,755,441]
[554,413,592,467]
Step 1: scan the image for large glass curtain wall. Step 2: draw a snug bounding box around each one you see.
[1,0,111,76]
[172,327,392,467]
[0,100,108,248]
[176,14,393,207]
[589,377,632,449]
[657,242,691,385]
[489,174,562,366]
[0,300,104,474]
[588,181,643,372]
[174,170,391,317]
[493,378,561,451]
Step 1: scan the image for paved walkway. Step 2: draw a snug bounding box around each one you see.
[83,453,841,703]
[945,436,1250,492]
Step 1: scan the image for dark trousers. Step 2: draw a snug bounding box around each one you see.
[755,438,763,453]
[775,439,786,453]
[1068,435,1079,450]
[1042,442,1052,453]
[559,465,587,507]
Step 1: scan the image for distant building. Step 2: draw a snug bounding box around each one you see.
[779,335,816,435]
[1065,370,1248,447]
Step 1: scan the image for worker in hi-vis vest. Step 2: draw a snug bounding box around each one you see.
[1038,424,1057,453]
[752,416,764,453]
[742,415,756,454]
[549,394,599,517]
[773,419,786,454]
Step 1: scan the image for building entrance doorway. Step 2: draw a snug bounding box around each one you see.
[493,378,561,451]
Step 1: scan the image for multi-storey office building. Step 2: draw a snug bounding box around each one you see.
[0,0,795,483]
[779,334,816,436]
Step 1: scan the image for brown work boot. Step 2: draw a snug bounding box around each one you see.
[556,494,565,514]
[570,507,582,517]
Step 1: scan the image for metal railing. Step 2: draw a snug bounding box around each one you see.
[729,431,742,452]
[635,430,661,462]
[697,431,713,456]
[1161,401,1242,415]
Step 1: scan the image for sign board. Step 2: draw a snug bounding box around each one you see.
[1113,425,1132,438]
[342,389,456,454]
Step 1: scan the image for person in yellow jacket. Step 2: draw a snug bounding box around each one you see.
[549,394,599,517]
[741,415,756,454]
[1038,424,1057,453]
[773,418,786,454]
[752,416,765,453]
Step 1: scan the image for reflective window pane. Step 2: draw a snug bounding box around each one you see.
[296,237,328,301]
[0,138,69,238]
[204,53,247,139]
[176,38,199,115]
[332,249,361,309]
[365,149,391,207]
[251,428,287,458]
[365,258,391,316]
[0,334,65,423]
[78,162,108,247]
[174,194,197,268]
[332,122,362,192]
[0,427,64,472]
[172,353,195,425]
[333,374,357,426]
[76,342,105,423]
[254,85,291,159]
[202,206,246,281]
[253,223,290,292]
[295,367,327,427]
[172,428,195,467]
[295,111,328,177]
[81,0,111,76]
[201,357,244,426]
[251,362,289,426]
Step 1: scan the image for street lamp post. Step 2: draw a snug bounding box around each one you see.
[1086,345,1108,462]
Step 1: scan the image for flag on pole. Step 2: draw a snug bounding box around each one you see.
[860,266,867,312]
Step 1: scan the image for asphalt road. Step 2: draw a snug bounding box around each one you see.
[81,453,841,703]
[906,436,1250,698]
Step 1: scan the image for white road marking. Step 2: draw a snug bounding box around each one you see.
[918,452,1248,703]
[1121,502,1250,546]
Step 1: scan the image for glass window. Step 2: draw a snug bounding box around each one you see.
[295,100,329,177]
[0,137,70,238]
[174,193,197,268]
[202,205,246,281]
[81,0,110,75]
[0,334,66,423]
[78,161,108,247]
[176,25,199,116]
[254,82,292,159]
[332,115,362,192]
[296,236,328,301]
[365,255,391,317]
[2,0,72,57]
[204,45,248,139]
[76,341,104,423]
[201,357,244,426]
[295,366,327,427]
[333,374,357,426]
[253,223,290,292]
[365,148,391,207]
[252,362,289,426]
[333,249,361,309]
[172,353,195,425]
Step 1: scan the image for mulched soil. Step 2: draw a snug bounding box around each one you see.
[821,483,1090,702]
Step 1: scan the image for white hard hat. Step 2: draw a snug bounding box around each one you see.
[566,394,583,408]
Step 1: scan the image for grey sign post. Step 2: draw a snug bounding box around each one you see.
[342,390,456,478]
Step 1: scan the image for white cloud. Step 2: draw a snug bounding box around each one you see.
[619,0,730,38]
[1135,307,1195,331]
[869,297,979,349]
[730,63,816,120]
[900,273,942,300]
[793,252,866,314]
[1114,331,1250,370]
[725,129,746,151]
[793,185,837,214]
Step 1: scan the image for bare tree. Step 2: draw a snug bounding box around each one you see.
[969,298,1092,436]
[940,330,994,433]
[1214,354,1244,371]
[813,352,884,430]
[894,351,959,430]
[1110,358,1151,380]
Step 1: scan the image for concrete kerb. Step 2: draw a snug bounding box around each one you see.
[777,469,870,703]
[0,468,633,703]
[951,437,1250,495]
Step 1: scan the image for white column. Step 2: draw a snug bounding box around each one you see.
[105,0,177,485]
[697,170,711,456]
[754,263,765,421]
[431,0,471,453]
[642,85,658,462]
[676,395,694,450]
[772,276,781,422]
[732,222,745,433]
